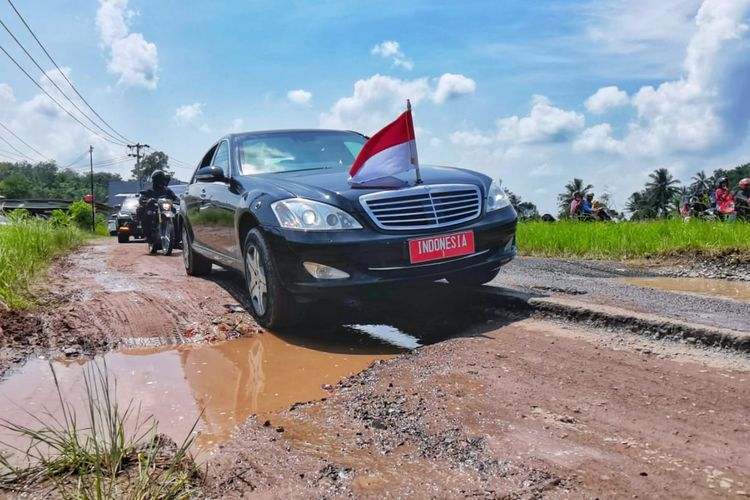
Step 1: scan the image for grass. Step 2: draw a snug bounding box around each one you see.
[0,215,87,309]
[517,219,750,260]
[0,361,201,498]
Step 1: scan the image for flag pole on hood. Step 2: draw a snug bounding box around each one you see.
[405,99,422,185]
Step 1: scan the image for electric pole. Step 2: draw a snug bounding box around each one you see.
[89,145,95,232]
[127,143,150,191]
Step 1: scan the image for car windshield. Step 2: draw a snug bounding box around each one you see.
[236,131,366,176]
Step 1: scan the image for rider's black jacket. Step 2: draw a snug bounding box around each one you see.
[139,186,178,204]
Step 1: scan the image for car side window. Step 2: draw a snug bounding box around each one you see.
[212,141,230,178]
[192,144,219,183]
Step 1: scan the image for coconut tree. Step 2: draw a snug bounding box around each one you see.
[557,178,593,216]
[625,191,656,220]
[644,168,681,217]
[690,170,712,194]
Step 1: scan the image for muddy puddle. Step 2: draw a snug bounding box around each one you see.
[0,328,409,459]
[622,277,750,302]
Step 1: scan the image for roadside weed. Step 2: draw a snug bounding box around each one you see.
[0,361,201,498]
[0,215,86,309]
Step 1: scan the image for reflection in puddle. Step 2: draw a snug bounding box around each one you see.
[346,324,422,349]
[0,330,401,457]
[622,277,750,302]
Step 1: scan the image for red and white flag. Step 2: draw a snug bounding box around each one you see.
[349,106,419,186]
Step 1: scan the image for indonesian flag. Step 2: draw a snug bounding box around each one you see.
[349,107,418,186]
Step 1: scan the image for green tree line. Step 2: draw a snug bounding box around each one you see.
[0,151,172,203]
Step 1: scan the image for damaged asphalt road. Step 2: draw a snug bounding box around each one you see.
[0,240,748,498]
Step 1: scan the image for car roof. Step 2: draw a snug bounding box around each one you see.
[226,129,365,140]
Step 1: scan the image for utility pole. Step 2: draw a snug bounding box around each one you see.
[127,143,150,191]
[89,145,95,233]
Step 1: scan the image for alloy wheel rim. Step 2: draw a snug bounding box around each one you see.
[245,244,267,316]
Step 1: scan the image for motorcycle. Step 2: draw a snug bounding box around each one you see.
[144,197,179,255]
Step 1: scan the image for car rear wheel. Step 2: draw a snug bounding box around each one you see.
[446,267,500,286]
[243,228,305,329]
[117,233,128,243]
[182,225,212,276]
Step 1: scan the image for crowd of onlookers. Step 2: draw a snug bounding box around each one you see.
[680,177,750,222]
[567,178,750,222]
[569,192,612,221]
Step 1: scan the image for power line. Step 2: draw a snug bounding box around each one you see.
[5,0,133,144]
[0,120,47,160]
[0,42,127,146]
[0,132,37,162]
[0,17,127,146]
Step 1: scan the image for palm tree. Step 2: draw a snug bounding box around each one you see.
[557,178,593,215]
[690,170,712,194]
[644,168,681,217]
[626,191,656,220]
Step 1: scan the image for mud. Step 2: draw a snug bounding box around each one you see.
[1,239,749,498]
[0,333,398,458]
[205,319,750,498]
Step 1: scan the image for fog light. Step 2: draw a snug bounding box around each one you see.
[303,262,350,280]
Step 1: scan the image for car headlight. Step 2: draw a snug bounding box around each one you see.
[271,198,363,231]
[485,180,511,212]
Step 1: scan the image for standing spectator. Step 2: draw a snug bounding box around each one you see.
[734,178,750,221]
[569,192,583,218]
[714,177,735,219]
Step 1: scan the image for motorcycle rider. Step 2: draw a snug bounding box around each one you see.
[714,177,735,219]
[735,178,750,221]
[138,170,178,247]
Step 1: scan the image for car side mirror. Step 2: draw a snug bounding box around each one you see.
[195,166,226,182]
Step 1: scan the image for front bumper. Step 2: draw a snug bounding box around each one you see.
[262,206,517,295]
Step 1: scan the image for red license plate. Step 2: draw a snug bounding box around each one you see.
[408,230,475,264]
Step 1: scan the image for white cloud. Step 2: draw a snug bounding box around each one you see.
[432,73,477,103]
[371,40,413,70]
[0,69,122,165]
[231,118,244,132]
[614,0,750,156]
[449,130,494,147]
[320,74,431,133]
[584,86,629,114]
[287,89,312,106]
[528,163,563,177]
[321,73,476,133]
[574,123,625,154]
[174,103,209,132]
[0,83,15,103]
[497,95,585,144]
[96,0,158,89]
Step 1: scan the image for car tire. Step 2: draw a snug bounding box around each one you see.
[117,233,128,243]
[447,267,500,287]
[243,228,306,329]
[182,225,212,276]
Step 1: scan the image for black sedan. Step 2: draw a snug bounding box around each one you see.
[180,130,517,328]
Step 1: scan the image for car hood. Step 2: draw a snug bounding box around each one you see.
[254,165,490,212]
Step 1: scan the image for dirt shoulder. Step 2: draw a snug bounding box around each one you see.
[0,239,261,378]
[205,318,750,498]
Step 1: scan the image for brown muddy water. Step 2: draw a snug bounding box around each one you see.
[622,277,750,302]
[0,327,411,459]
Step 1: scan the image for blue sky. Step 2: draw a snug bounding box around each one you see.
[0,0,749,213]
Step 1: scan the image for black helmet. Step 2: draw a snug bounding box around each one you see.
[151,169,170,188]
[717,176,728,186]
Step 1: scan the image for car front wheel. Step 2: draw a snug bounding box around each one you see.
[243,228,305,329]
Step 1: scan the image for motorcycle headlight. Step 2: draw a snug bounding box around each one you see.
[161,202,173,211]
[485,180,511,212]
[271,198,362,231]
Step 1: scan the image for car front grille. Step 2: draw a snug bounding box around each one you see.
[359,184,483,230]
